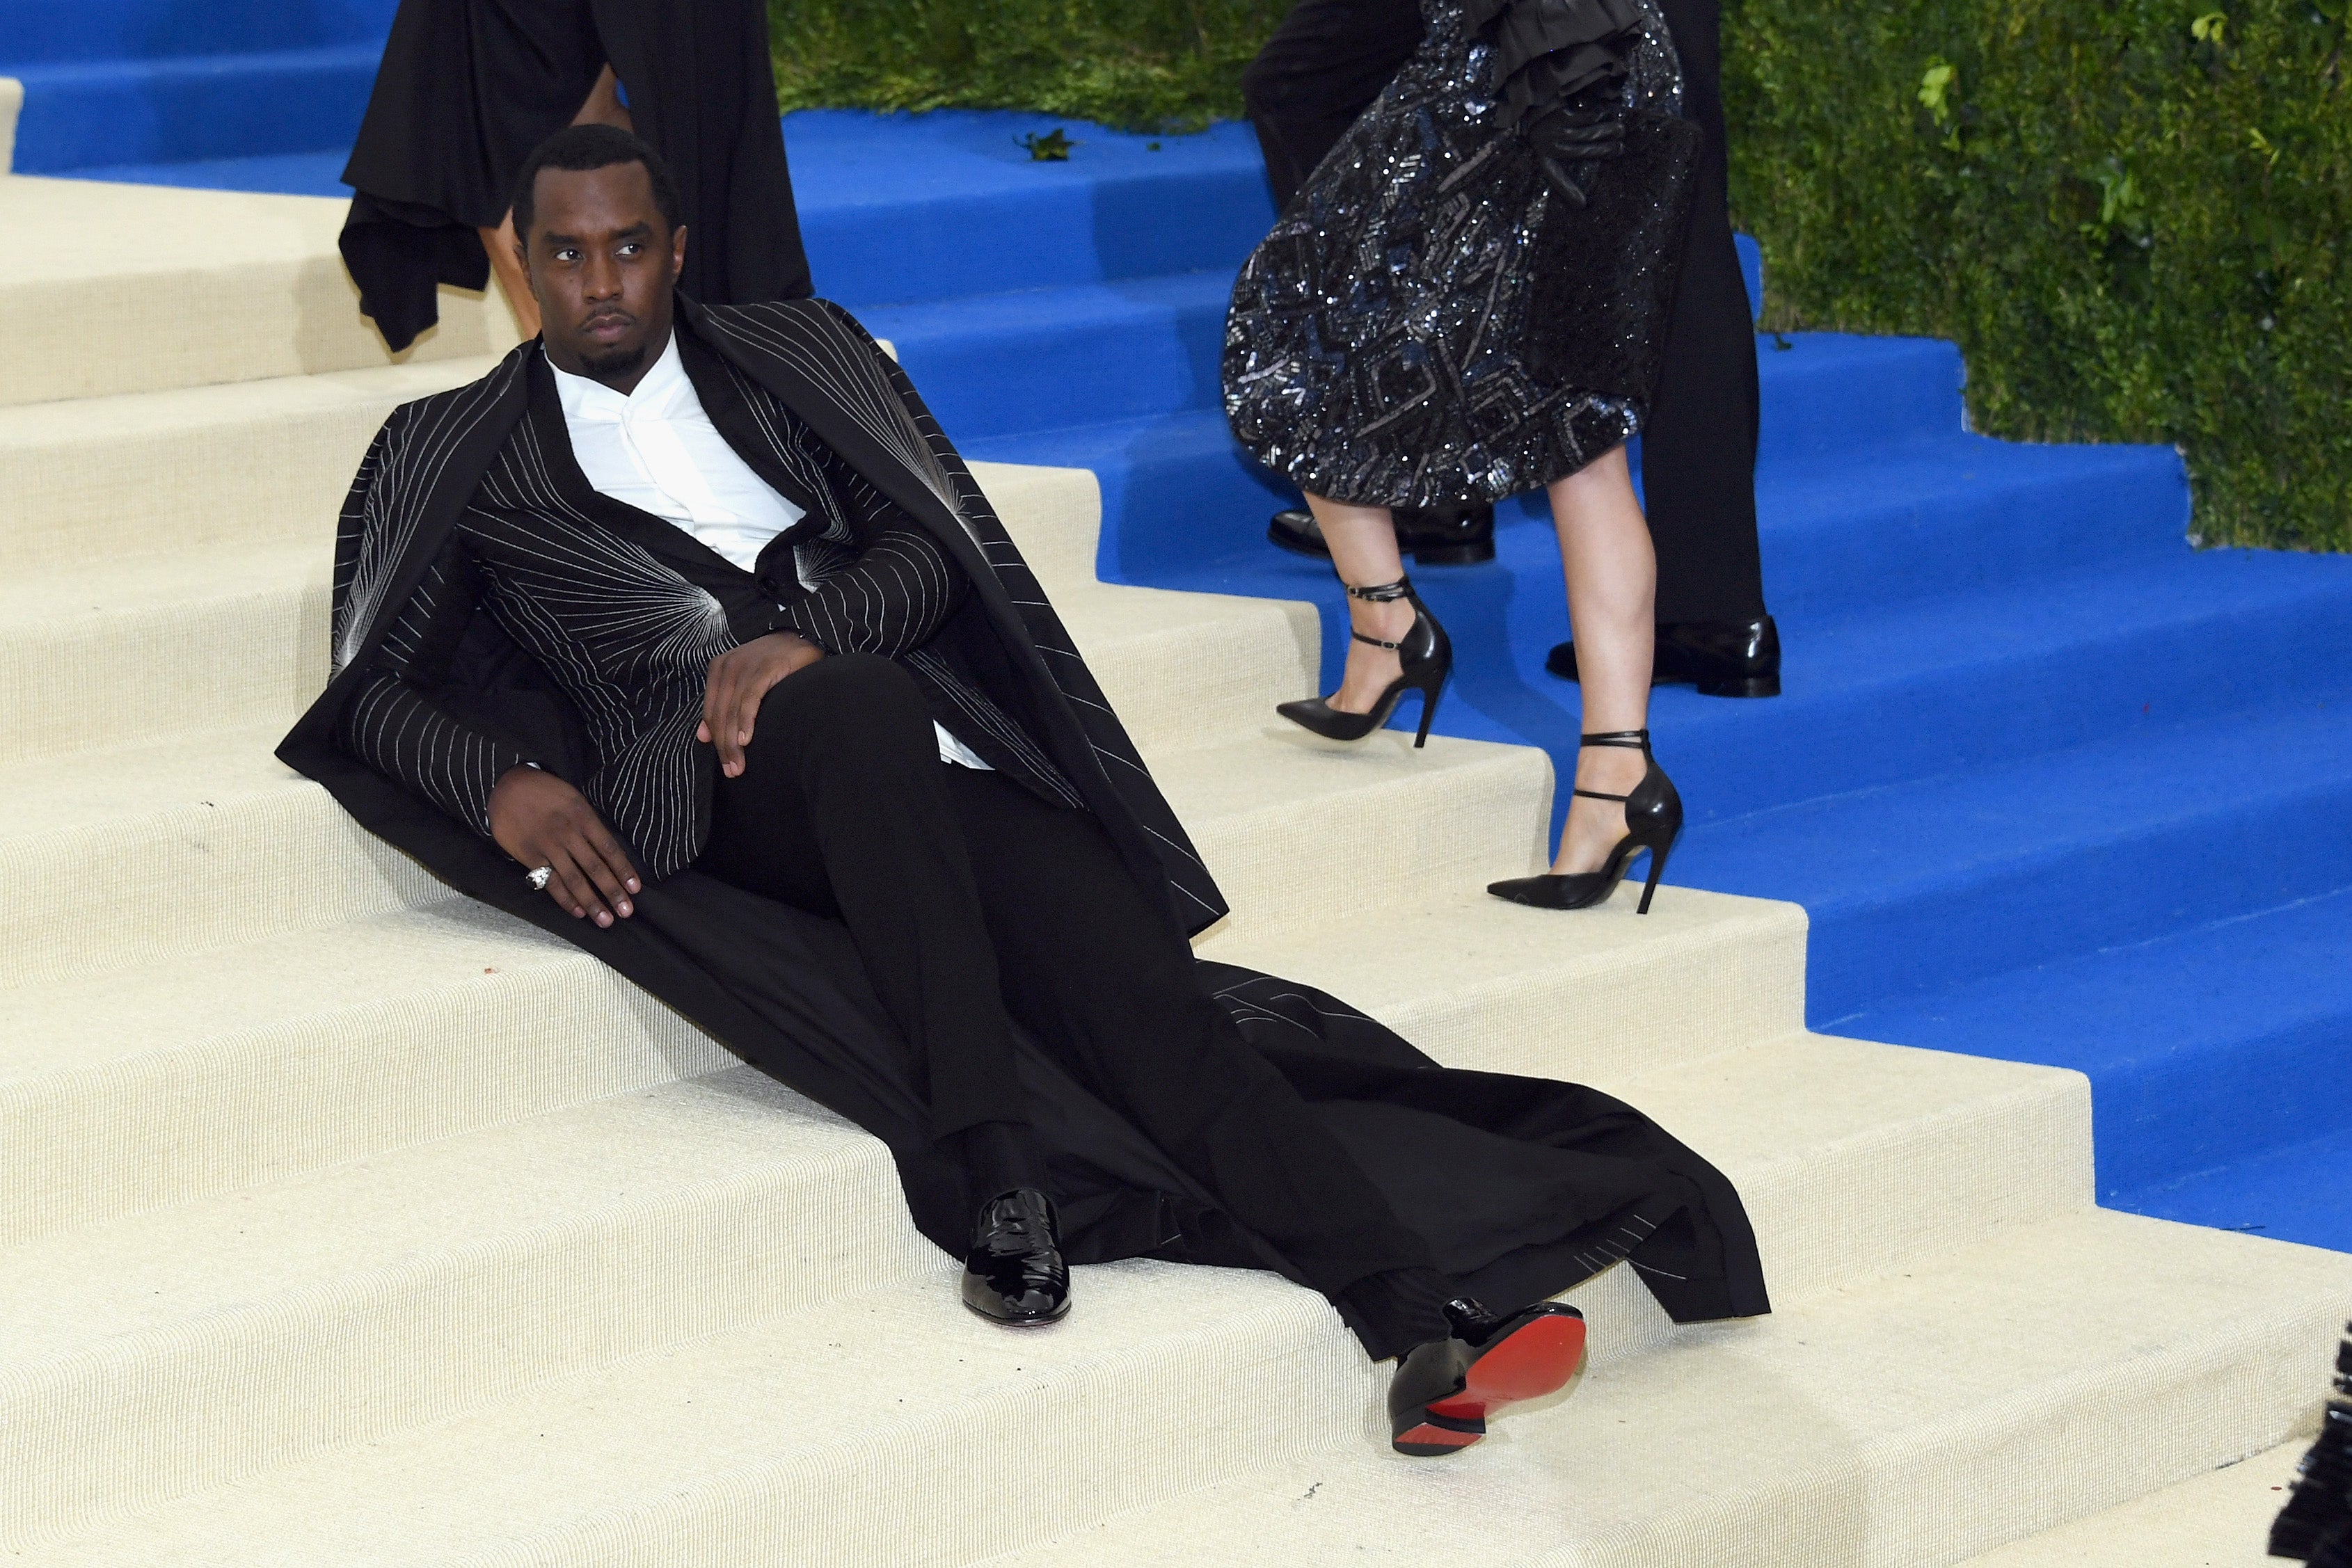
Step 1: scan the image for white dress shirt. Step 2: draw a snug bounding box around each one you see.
[550,335,989,771]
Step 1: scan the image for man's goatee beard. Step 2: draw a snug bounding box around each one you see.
[580,340,649,379]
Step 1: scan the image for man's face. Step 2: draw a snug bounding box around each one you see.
[521,160,688,392]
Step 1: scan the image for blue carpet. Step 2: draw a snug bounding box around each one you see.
[17,70,2346,1247]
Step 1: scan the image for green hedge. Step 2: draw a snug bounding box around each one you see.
[1722,0,2350,551]
[768,0,1280,132]
[771,0,2349,550]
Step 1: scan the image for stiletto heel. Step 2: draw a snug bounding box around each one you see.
[1277,575,1454,748]
[1487,729,1683,913]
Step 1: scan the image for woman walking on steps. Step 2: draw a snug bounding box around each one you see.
[1223,0,1700,912]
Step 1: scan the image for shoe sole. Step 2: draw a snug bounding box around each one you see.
[960,1296,1072,1328]
[1394,1312,1589,1456]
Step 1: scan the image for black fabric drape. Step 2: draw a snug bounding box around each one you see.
[278,302,1771,1347]
[339,0,813,352]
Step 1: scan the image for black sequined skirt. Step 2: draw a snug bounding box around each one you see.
[1223,0,1701,509]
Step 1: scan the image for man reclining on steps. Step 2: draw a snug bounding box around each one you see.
[279,124,1769,1455]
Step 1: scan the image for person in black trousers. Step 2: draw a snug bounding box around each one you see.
[287,129,1772,1457]
[1242,0,1781,696]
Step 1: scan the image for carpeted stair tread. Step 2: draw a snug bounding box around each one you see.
[1,46,381,174]
[22,1206,2323,1568]
[1385,544,2352,826]
[3,1035,2092,1561]
[0,542,323,762]
[2125,1119,2352,1254]
[1198,879,1806,1082]
[1751,433,2186,614]
[0,1066,924,1546]
[1677,695,2352,1012]
[1955,1441,2298,1568]
[0,354,495,566]
[785,111,1276,309]
[1836,885,2352,1199]
[983,1209,2351,1568]
[0,0,395,66]
[0,177,514,406]
[0,903,729,1249]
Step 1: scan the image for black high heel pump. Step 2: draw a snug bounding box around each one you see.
[1488,729,1683,913]
[1276,575,1453,747]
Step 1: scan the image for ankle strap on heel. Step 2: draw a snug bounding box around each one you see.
[1573,729,1651,803]
[1344,576,1418,651]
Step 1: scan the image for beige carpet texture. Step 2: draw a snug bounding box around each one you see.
[1,175,2344,1565]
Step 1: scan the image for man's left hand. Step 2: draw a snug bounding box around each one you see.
[699,631,825,777]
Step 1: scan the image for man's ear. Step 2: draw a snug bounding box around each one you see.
[670,223,689,282]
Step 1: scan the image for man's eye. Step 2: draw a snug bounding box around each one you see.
[617,242,642,257]
[555,248,580,262]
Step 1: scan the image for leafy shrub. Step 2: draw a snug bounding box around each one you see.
[1722,0,2351,550]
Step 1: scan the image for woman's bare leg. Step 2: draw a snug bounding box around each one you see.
[1547,445,1658,874]
[571,63,632,131]
[1304,493,1415,712]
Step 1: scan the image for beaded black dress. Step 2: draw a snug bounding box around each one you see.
[1223,0,1702,509]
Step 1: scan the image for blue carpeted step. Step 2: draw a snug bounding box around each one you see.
[5,47,381,172]
[1843,885,2352,1203]
[0,0,394,65]
[65,150,356,195]
[1755,435,2186,616]
[789,111,1276,308]
[1749,333,1964,468]
[870,273,1233,441]
[1677,694,2352,1022]
[2120,1120,2352,1251]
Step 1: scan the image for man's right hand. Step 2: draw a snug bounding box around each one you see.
[488,766,642,927]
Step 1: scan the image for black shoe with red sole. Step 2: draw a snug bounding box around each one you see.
[1388,1300,1588,1456]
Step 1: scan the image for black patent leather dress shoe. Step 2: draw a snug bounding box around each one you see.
[1388,1297,1588,1455]
[1546,615,1782,698]
[960,1187,1070,1327]
[1267,504,1497,566]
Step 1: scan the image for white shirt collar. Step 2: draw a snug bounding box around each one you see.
[548,328,692,424]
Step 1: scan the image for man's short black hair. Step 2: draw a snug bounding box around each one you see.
[510,124,681,243]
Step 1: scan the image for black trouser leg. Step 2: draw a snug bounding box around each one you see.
[1642,0,1768,625]
[696,655,1035,1171]
[942,765,1452,1353]
[1241,0,1425,207]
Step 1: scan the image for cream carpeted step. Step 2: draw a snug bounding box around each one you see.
[1955,1439,2298,1567]
[0,1027,2084,1551]
[0,545,325,763]
[15,1209,2345,1567]
[3,884,1806,1249]
[0,357,498,569]
[0,178,516,407]
[983,1214,2351,1568]
[0,902,726,1248]
[1199,881,1807,1081]
[0,720,1544,986]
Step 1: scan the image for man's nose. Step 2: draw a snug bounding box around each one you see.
[582,252,622,299]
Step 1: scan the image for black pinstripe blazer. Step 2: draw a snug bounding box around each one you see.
[280,298,1227,933]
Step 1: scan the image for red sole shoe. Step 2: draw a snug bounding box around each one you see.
[1433,1309,1588,1421]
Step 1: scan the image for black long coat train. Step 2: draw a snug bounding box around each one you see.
[276,298,1771,1344]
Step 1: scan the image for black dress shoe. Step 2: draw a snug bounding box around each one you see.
[1388,1297,1587,1455]
[1266,504,1497,566]
[960,1187,1070,1327]
[1545,614,1782,698]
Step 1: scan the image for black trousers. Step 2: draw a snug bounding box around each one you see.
[1241,0,1767,623]
[695,654,1453,1351]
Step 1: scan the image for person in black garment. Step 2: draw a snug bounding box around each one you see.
[283,127,1770,1457]
[337,0,813,351]
[1242,0,1781,698]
